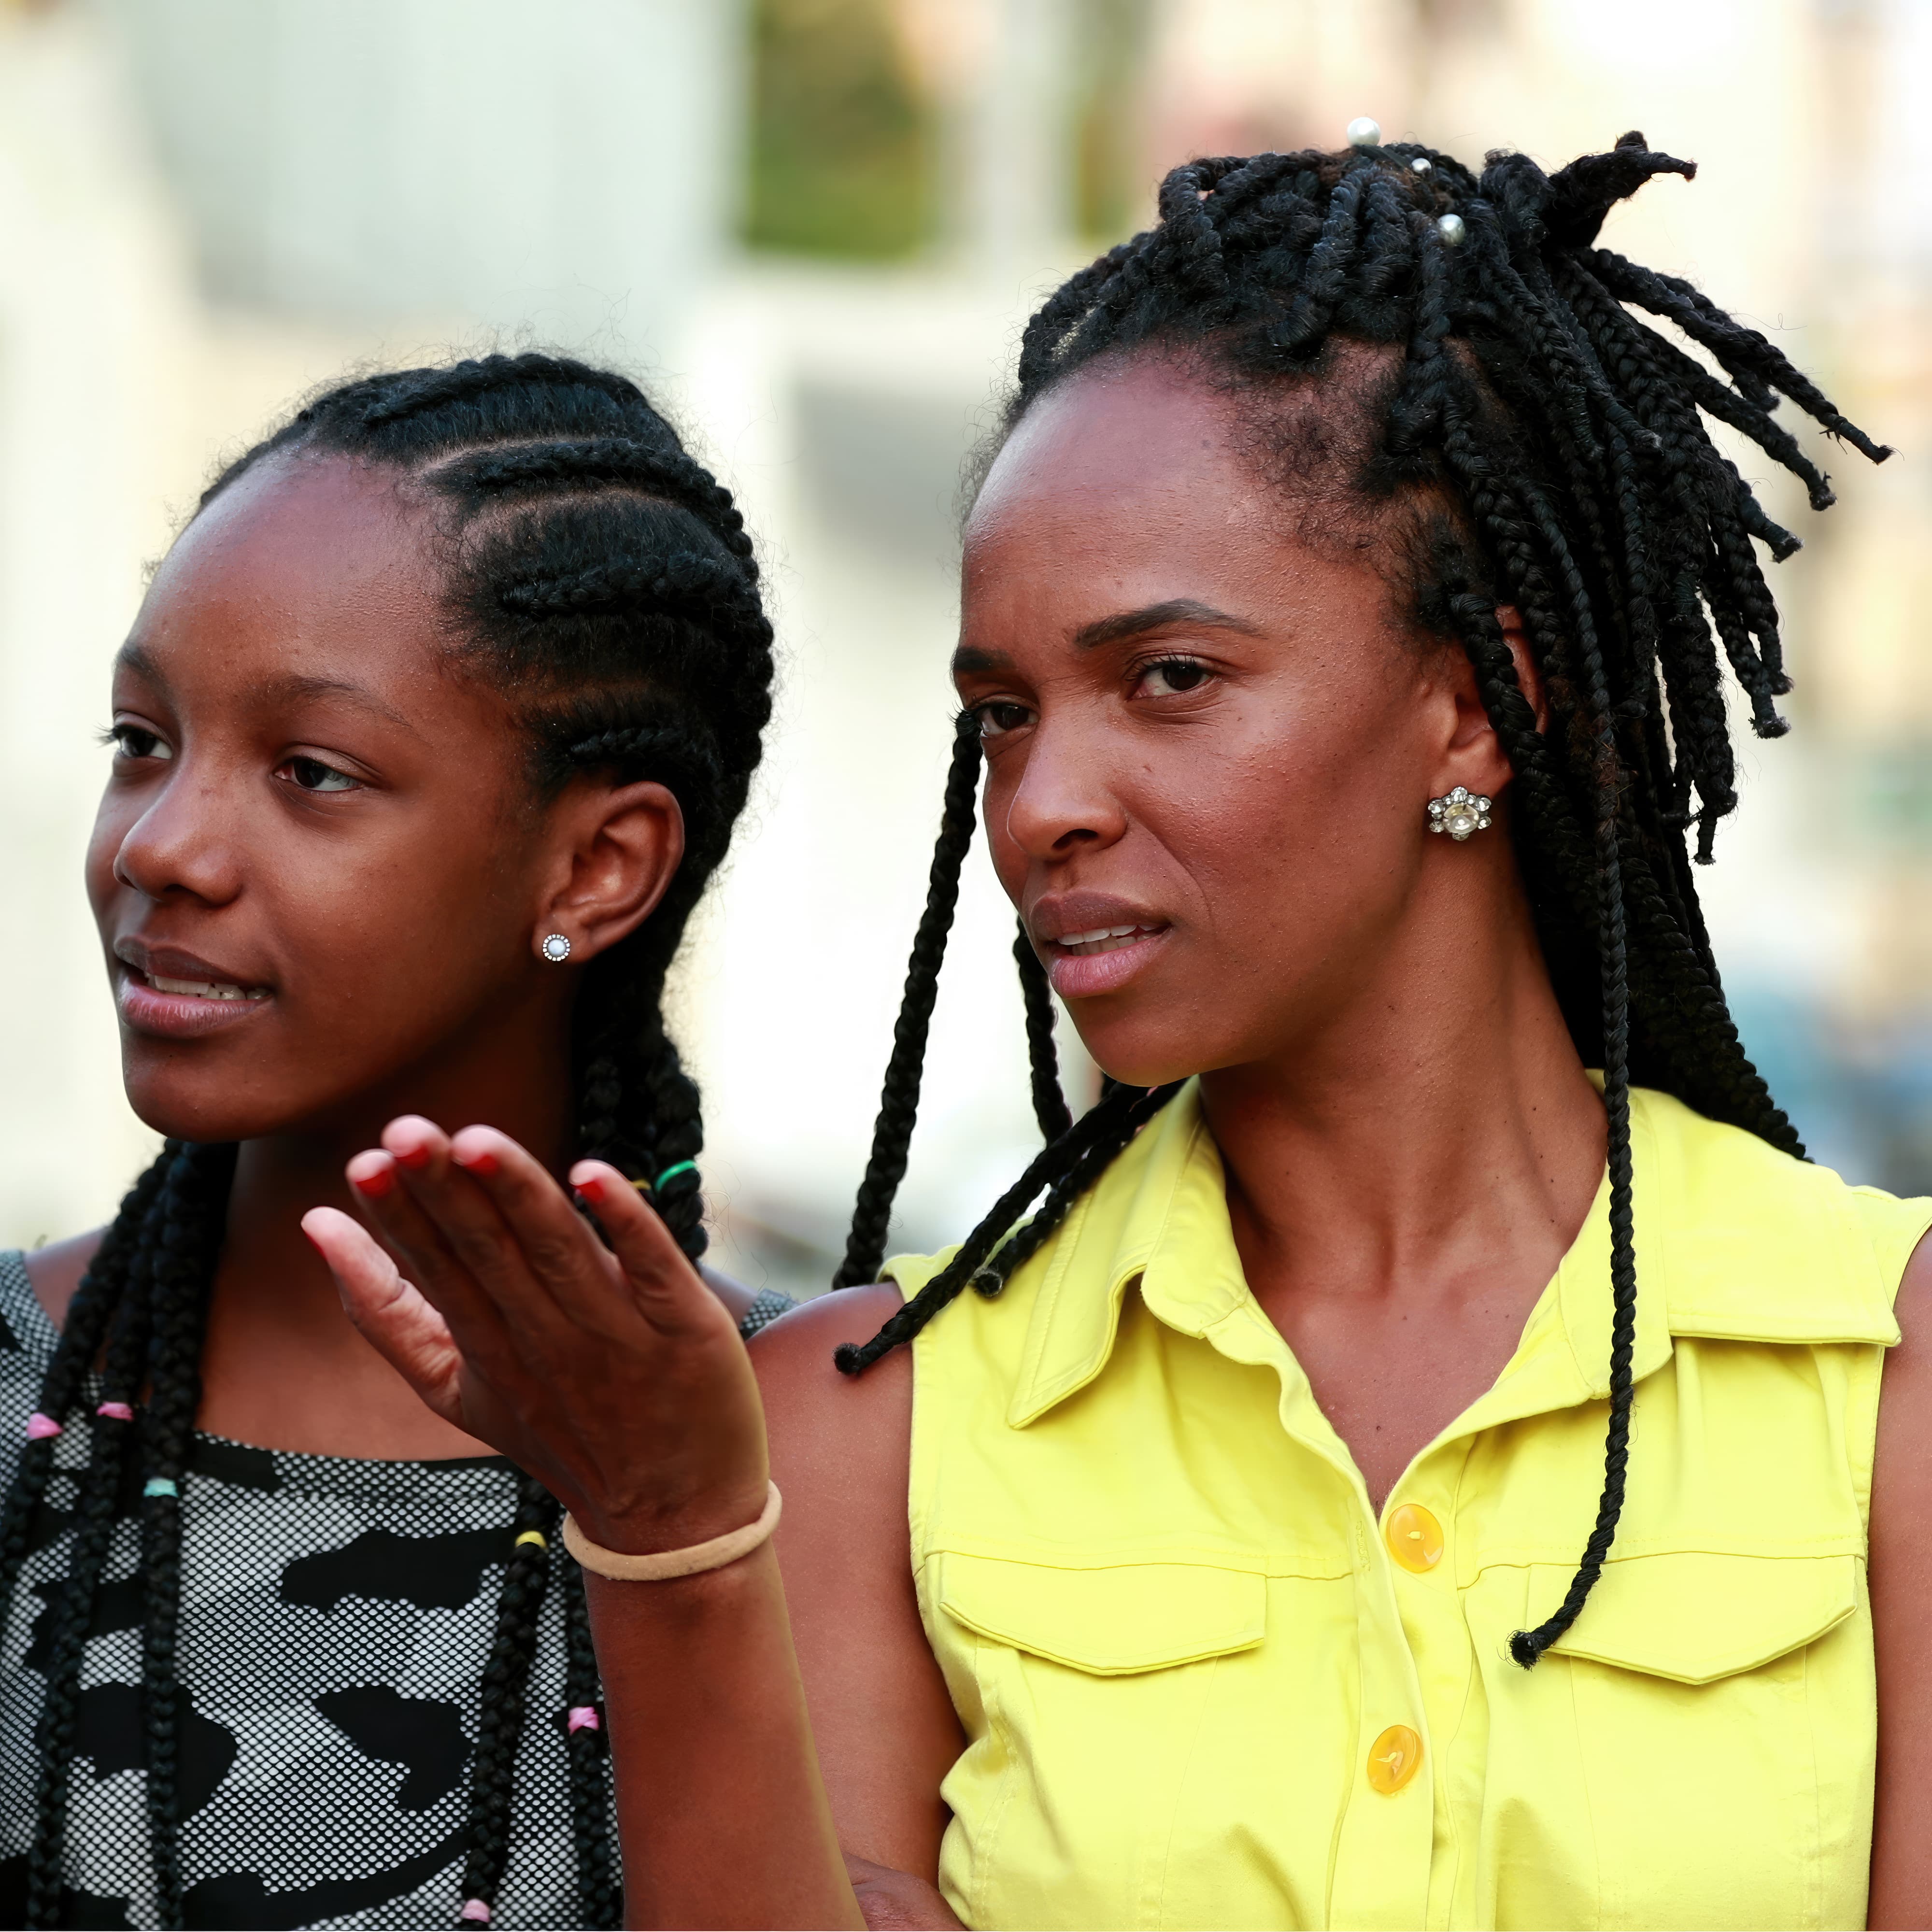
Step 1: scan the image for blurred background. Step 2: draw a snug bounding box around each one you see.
[1,0,1929,1297]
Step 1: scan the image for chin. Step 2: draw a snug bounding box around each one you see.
[121,1053,289,1147]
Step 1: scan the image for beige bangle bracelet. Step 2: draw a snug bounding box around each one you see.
[561,1482,782,1582]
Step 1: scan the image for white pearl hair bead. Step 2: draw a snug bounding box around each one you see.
[1436,212,1466,245]
[1346,116,1381,148]
[1411,156,1433,174]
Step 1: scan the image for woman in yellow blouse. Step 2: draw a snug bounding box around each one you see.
[309,131,1932,1928]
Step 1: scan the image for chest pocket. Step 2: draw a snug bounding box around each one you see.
[1505,1551,1866,1932]
[1538,1549,1858,1683]
[936,1551,1267,1674]
[927,1550,1354,1931]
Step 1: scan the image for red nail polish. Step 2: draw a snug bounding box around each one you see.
[394,1144,431,1171]
[301,1226,325,1255]
[459,1151,499,1179]
[353,1166,393,1199]
[575,1175,604,1206]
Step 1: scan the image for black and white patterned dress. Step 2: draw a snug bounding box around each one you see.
[0,1250,791,1930]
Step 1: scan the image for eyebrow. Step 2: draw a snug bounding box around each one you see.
[1071,598,1262,650]
[952,597,1262,680]
[114,645,416,734]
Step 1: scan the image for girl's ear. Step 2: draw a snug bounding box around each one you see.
[532,780,686,966]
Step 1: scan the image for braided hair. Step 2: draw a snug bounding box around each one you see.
[834,133,1887,1669]
[2,353,775,1926]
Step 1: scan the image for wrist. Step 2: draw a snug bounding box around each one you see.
[567,1480,780,1581]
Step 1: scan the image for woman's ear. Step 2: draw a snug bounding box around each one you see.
[1496,605,1549,733]
[531,780,686,966]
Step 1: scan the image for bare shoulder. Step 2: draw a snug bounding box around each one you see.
[18,1228,106,1333]
[751,1284,958,1880]
[1866,1224,1932,1927]
[752,1285,909,1434]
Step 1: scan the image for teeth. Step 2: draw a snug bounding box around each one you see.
[1056,924,1160,956]
[148,974,268,1002]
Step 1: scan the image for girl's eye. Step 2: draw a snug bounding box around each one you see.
[1136,657,1212,698]
[108,725,172,762]
[278,756,360,794]
[973,700,1036,740]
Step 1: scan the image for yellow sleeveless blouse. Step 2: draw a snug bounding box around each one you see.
[885,1082,1932,1930]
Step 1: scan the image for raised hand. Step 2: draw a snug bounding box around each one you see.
[302,1115,768,1553]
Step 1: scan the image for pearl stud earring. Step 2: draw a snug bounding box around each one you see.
[1428,786,1492,840]
[540,933,572,963]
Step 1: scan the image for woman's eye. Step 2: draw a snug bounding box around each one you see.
[973,701,1036,740]
[1136,657,1212,698]
[278,756,360,794]
[109,725,172,762]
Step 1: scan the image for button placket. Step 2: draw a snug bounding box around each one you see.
[1385,1501,1445,1575]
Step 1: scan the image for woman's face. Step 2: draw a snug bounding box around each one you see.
[89,451,573,1145]
[956,356,1511,1087]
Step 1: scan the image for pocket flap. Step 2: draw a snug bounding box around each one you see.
[935,1551,1267,1675]
[1535,1551,1857,1685]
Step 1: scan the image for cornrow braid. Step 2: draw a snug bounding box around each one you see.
[560,1567,619,1929]
[456,1476,561,1926]
[10,351,780,1922]
[837,130,1884,1672]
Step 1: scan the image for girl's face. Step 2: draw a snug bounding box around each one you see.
[90,451,628,1146]
[956,356,1515,1087]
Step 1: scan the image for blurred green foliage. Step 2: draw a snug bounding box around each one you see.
[744,0,935,260]
[1072,0,1152,243]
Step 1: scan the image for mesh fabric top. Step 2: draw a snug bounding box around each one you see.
[0,1250,791,1930]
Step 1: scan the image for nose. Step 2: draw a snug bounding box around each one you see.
[112,762,244,908]
[1000,710,1129,864]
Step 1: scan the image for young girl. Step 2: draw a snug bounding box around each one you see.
[0,352,788,1929]
[317,137,1932,1928]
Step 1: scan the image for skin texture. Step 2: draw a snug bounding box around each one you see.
[318,357,1932,1928]
[26,446,748,1466]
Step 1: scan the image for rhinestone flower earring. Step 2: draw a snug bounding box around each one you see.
[1427,786,1492,841]
[540,933,572,963]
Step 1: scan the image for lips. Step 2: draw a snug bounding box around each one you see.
[1029,895,1171,1000]
[113,938,273,1039]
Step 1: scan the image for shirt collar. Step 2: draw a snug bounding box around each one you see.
[1008,1079,1898,1432]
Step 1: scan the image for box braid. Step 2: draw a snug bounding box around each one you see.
[834,134,1887,1668]
[831,718,1075,1292]
[0,353,775,1926]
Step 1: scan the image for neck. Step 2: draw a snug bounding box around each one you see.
[200,1004,578,1459]
[1200,844,1606,1307]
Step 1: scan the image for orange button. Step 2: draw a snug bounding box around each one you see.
[1385,1503,1444,1573]
[1366,1724,1423,1794]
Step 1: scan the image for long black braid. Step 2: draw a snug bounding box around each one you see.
[4,353,776,1926]
[835,132,1885,1668]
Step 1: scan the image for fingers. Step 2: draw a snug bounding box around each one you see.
[302,1208,468,1427]
[347,1125,521,1355]
[568,1159,733,1339]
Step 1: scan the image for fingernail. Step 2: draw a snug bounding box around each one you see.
[394,1143,431,1171]
[301,1226,325,1255]
[353,1166,394,1199]
[457,1150,499,1178]
[574,1175,604,1206]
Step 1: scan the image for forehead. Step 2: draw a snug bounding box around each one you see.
[966,359,1272,556]
[130,451,446,678]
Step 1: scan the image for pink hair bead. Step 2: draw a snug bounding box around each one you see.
[567,1705,600,1734]
[96,1402,135,1422]
[25,1413,61,1440]
[459,1901,491,1924]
